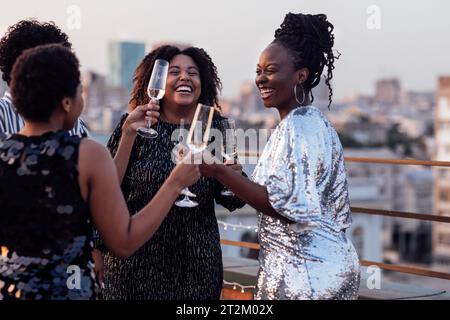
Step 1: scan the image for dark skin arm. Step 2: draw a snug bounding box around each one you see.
[199,161,291,224]
[79,139,200,258]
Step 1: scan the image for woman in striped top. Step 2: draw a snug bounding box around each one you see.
[0,19,88,137]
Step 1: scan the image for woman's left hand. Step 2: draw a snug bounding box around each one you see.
[199,150,243,177]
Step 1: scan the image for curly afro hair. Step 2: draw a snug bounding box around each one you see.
[129,45,222,111]
[0,19,72,85]
[274,13,339,108]
[10,44,80,122]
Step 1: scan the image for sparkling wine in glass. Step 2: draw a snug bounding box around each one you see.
[136,59,169,139]
[175,104,215,208]
[174,119,198,207]
[221,118,237,196]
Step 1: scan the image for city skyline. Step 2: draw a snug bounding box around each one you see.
[2,0,450,100]
[2,3,450,296]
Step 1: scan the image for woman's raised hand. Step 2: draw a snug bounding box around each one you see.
[168,153,202,191]
[123,100,160,135]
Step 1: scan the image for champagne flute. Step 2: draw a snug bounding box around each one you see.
[175,104,215,208]
[136,59,169,138]
[174,119,198,207]
[220,118,237,196]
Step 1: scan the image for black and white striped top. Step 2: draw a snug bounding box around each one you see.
[0,91,89,137]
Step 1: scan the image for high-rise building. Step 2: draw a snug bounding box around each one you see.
[151,41,191,51]
[108,41,145,92]
[375,78,402,105]
[82,71,107,114]
[433,76,450,263]
[395,169,433,263]
[82,70,129,133]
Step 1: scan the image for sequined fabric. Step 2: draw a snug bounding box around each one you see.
[96,114,246,300]
[252,106,360,300]
[0,131,96,300]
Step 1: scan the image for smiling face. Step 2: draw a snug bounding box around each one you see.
[163,54,201,108]
[256,42,307,113]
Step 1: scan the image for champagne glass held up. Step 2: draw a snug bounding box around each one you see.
[175,104,215,208]
[220,118,237,196]
[174,118,198,208]
[136,59,169,139]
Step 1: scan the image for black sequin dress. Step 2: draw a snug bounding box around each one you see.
[0,131,97,300]
[98,114,245,300]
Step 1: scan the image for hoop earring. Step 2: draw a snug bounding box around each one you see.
[294,83,305,105]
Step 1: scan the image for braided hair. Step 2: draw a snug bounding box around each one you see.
[129,45,222,111]
[273,13,339,108]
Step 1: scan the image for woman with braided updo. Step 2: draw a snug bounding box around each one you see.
[200,13,360,299]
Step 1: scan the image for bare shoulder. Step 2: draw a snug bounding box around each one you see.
[77,139,114,200]
[80,138,110,157]
[79,138,113,171]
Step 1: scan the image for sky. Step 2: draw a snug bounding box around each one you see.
[2,0,450,100]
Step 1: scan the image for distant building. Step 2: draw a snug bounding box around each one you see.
[151,41,191,51]
[108,41,145,92]
[102,107,124,134]
[343,148,395,262]
[395,169,433,263]
[346,147,434,264]
[433,76,450,263]
[375,78,402,105]
[82,70,129,133]
[340,121,388,146]
[82,71,107,115]
[406,91,435,112]
[311,77,331,109]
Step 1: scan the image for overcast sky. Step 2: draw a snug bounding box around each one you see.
[2,0,450,100]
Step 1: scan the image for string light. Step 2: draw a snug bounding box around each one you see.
[218,220,258,233]
[223,280,256,293]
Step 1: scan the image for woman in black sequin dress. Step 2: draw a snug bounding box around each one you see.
[0,45,200,300]
[97,45,246,300]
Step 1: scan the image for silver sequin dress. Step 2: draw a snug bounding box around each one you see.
[252,106,360,300]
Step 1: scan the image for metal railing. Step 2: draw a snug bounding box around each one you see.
[221,154,450,281]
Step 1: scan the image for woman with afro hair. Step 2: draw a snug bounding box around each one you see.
[0,44,200,300]
[94,45,246,300]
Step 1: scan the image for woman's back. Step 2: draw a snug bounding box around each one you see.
[0,130,96,300]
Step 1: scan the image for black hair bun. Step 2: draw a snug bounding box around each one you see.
[275,13,334,56]
[274,12,338,108]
